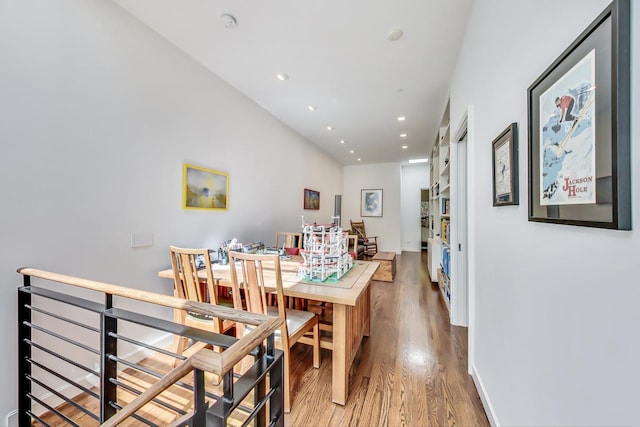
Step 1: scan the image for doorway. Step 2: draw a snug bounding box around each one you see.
[421,189,429,250]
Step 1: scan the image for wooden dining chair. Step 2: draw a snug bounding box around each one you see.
[346,234,362,260]
[228,251,320,413]
[169,246,235,364]
[274,232,302,251]
[273,231,305,308]
[350,219,378,257]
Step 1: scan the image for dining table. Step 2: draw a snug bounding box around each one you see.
[158,256,379,405]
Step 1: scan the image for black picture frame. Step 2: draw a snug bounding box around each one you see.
[492,123,519,207]
[527,0,630,230]
[360,189,383,217]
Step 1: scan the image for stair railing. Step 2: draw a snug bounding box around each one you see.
[18,267,284,427]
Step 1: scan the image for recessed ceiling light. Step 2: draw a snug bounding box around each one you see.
[397,116,406,121]
[308,105,316,111]
[402,144,408,149]
[276,73,288,81]
[357,158,361,161]
[409,158,429,164]
[350,150,354,154]
[327,126,334,131]
[340,140,345,144]
[400,133,407,138]
[388,28,404,41]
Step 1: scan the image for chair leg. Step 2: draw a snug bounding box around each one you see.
[173,335,188,367]
[312,321,320,369]
[283,349,291,413]
[172,307,189,367]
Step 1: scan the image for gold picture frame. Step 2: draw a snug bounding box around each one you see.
[183,163,228,211]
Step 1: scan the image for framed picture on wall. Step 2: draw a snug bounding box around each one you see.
[527,0,630,229]
[183,163,229,211]
[304,188,320,210]
[361,189,383,217]
[492,123,519,207]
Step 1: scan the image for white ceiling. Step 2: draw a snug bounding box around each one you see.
[112,0,473,165]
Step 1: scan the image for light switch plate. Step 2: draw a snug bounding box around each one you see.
[131,232,153,248]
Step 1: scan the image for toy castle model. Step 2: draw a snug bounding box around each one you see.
[298,217,353,281]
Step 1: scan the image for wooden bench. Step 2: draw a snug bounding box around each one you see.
[372,251,396,282]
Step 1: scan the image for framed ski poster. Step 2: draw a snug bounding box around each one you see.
[527,0,631,230]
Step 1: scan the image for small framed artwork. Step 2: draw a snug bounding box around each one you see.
[361,189,383,217]
[492,123,519,206]
[183,163,228,211]
[304,188,320,210]
[527,0,630,229]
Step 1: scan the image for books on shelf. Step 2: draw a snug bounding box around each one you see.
[441,198,450,215]
[442,246,450,278]
[440,218,450,244]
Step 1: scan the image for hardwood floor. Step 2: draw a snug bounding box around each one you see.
[287,251,488,426]
[35,251,488,426]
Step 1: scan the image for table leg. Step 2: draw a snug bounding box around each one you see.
[331,284,372,405]
[364,285,371,337]
[332,303,348,405]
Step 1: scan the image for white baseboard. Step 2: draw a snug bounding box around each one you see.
[29,332,173,417]
[470,362,499,427]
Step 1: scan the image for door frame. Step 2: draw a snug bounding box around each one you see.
[450,111,469,328]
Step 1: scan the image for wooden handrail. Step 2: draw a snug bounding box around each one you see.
[188,316,282,375]
[18,267,271,326]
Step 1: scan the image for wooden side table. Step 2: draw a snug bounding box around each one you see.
[371,251,396,282]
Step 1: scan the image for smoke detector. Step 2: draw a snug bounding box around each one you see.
[220,13,237,29]
[388,28,403,41]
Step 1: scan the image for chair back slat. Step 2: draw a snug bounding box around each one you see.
[182,252,203,302]
[275,232,303,249]
[244,260,267,315]
[229,252,288,337]
[169,247,217,305]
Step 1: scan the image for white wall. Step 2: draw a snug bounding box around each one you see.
[0,0,342,420]
[401,164,429,251]
[450,0,639,425]
[343,163,402,253]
